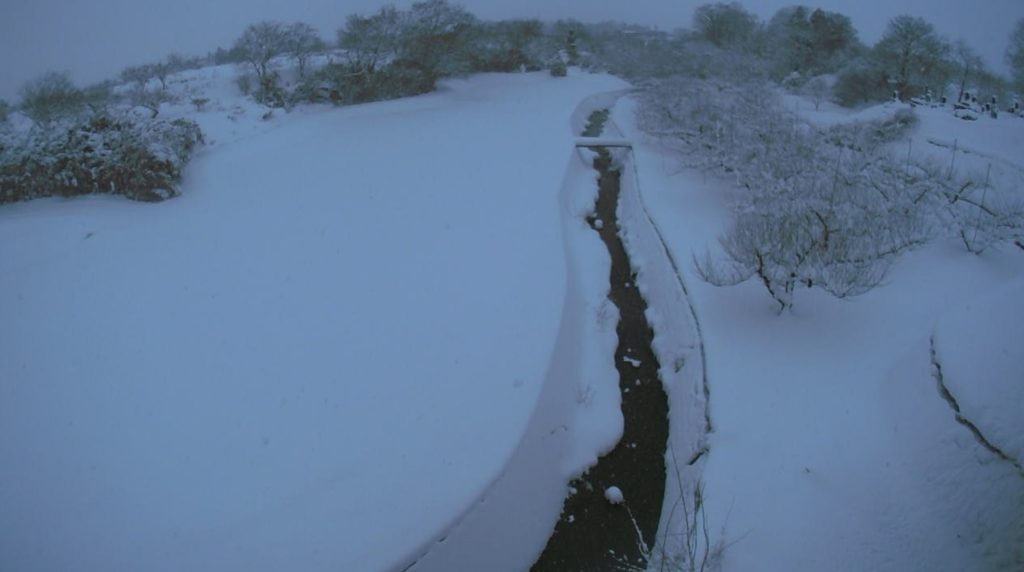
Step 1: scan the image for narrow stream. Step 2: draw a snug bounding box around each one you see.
[531,114,669,571]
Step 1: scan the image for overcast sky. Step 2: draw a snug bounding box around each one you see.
[1,0,1021,101]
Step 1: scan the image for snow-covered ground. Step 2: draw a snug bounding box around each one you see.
[4,54,1021,571]
[616,95,1024,570]
[0,68,628,571]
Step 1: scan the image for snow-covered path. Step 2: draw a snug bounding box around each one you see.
[0,72,627,571]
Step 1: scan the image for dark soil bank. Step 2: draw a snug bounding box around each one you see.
[531,144,669,572]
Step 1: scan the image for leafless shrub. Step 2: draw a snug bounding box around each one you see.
[641,78,929,311]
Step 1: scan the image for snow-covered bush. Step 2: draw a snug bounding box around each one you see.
[801,76,831,110]
[1009,19,1024,93]
[946,182,1024,254]
[468,20,547,73]
[692,2,759,49]
[833,59,889,107]
[641,75,1024,309]
[236,72,255,96]
[640,78,930,310]
[583,25,720,82]
[294,62,432,106]
[0,112,203,204]
[125,84,174,118]
[285,22,326,79]
[874,16,951,102]
[233,21,290,86]
[910,158,1024,255]
[764,6,862,81]
[255,72,288,108]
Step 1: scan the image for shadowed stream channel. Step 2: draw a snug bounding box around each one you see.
[531,113,669,571]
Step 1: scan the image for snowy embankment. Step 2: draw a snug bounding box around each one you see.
[933,280,1024,471]
[402,84,631,572]
[614,95,1024,571]
[617,147,713,558]
[0,70,626,571]
[579,101,713,562]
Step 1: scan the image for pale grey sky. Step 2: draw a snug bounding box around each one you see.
[1,0,1021,101]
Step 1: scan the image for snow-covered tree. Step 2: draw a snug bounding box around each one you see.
[18,71,86,124]
[122,55,189,92]
[834,58,888,106]
[338,7,404,74]
[692,2,759,49]
[333,0,475,97]
[766,6,860,78]
[120,63,172,117]
[468,19,545,72]
[586,23,694,80]
[120,64,157,90]
[639,79,929,310]
[942,171,1024,255]
[286,22,325,78]
[802,76,830,109]
[550,19,591,66]
[565,26,580,65]
[951,39,985,103]
[233,21,289,84]
[768,6,814,73]
[809,8,859,60]
[152,60,172,91]
[0,99,9,123]
[399,0,477,84]
[874,15,950,101]
[1007,18,1024,91]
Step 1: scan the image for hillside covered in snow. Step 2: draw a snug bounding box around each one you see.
[2,2,1023,571]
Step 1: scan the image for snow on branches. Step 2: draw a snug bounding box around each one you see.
[638,78,1021,311]
[0,112,203,204]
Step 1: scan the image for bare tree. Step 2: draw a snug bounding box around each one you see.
[130,86,171,118]
[152,61,172,91]
[470,19,544,72]
[927,160,1024,255]
[120,64,156,90]
[640,78,928,311]
[951,39,985,103]
[766,6,861,78]
[338,6,403,74]
[802,76,830,110]
[399,0,477,83]
[692,2,759,49]
[833,58,888,106]
[1007,18,1024,91]
[18,71,86,124]
[286,22,325,78]
[120,64,170,117]
[233,21,289,84]
[164,53,191,74]
[874,15,950,100]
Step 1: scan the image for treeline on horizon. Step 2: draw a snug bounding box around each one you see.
[2,1,1023,206]
[4,0,1024,120]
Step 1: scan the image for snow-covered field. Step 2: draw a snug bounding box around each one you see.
[0,69,628,571]
[616,95,1024,570]
[3,54,1022,572]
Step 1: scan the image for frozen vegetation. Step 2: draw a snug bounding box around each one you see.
[620,69,1023,572]
[1,2,1023,571]
[0,62,628,570]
